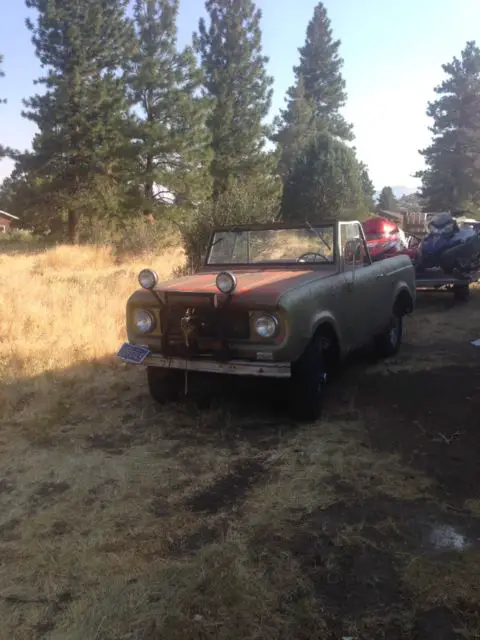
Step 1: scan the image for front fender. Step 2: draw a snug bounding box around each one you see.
[309,311,346,357]
[391,279,416,314]
[309,309,340,337]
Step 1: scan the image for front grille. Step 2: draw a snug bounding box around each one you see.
[165,304,250,341]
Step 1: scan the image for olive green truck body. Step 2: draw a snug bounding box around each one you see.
[118,219,415,419]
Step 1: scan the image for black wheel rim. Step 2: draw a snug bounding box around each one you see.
[389,316,400,347]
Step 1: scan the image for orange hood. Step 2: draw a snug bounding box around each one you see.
[157,267,336,306]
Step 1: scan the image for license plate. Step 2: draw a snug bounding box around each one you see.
[117,343,151,364]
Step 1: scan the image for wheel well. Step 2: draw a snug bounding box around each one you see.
[394,289,414,316]
[313,322,340,371]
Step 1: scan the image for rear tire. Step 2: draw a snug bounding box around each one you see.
[374,313,403,358]
[147,366,183,404]
[289,334,328,422]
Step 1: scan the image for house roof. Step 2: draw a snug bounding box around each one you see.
[0,210,19,220]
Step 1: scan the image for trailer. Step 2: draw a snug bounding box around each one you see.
[415,268,480,302]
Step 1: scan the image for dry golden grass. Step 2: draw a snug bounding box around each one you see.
[0,243,185,421]
[1,244,480,639]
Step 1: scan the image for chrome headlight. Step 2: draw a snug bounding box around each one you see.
[216,271,237,294]
[254,314,279,338]
[134,309,156,333]
[138,269,158,290]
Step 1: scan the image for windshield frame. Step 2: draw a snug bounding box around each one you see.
[204,221,338,268]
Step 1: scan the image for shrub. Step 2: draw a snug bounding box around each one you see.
[0,228,50,254]
[78,215,181,258]
[281,132,368,222]
[114,217,180,257]
[180,177,281,271]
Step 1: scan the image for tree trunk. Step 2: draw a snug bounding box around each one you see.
[143,180,153,217]
[212,174,228,204]
[68,210,80,244]
[143,154,154,216]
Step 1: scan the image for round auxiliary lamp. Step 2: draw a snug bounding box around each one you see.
[215,271,237,294]
[138,269,159,290]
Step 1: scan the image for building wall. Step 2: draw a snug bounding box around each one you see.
[0,216,14,232]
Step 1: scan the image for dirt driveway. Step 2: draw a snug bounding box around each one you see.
[1,290,480,639]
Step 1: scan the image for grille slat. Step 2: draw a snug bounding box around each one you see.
[166,304,250,341]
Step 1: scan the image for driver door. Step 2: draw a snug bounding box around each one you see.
[340,222,375,349]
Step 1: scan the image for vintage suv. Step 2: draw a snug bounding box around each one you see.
[117,219,415,420]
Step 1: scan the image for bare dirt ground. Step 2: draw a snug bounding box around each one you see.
[2,271,480,638]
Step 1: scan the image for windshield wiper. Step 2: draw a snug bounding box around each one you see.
[305,220,331,251]
[211,236,225,248]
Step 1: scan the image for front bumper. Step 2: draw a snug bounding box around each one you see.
[117,343,291,378]
[147,355,291,378]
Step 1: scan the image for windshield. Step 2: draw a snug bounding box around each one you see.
[207,225,335,265]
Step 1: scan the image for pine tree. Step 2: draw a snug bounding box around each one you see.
[294,2,352,140]
[281,132,364,222]
[416,41,480,214]
[127,0,212,216]
[273,75,316,180]
[377,186,398,212]
[22,0,134,243]
[359,161,375,212]
[275,2,352,181]
[194,0,274,201]
[0,168,61,234]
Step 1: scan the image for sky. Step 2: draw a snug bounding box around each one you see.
[1,0,480,191]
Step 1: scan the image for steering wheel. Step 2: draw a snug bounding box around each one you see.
[296,252,330,263]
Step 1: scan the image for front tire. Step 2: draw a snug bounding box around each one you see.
[289,335,328,422]
[147,366,183,404]
[374,313,403,358]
